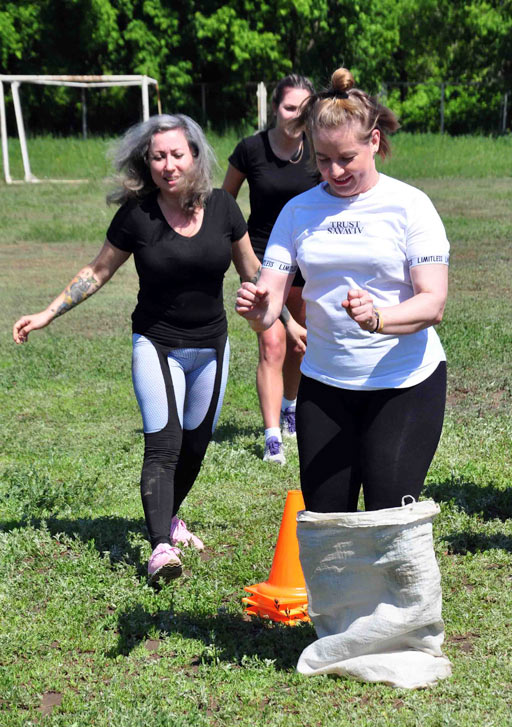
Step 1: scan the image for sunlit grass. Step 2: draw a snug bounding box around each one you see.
[378,132,512,179]
[4,131,511,183]
[0,134,511,724]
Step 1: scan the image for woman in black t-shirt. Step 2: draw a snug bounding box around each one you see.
[13,114,260,585]
[223,75,318,465]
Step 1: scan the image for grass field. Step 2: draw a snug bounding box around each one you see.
[0,132,511,726]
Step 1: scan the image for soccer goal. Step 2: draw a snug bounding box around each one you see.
[0,74,161,184]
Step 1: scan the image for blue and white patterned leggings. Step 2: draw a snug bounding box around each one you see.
[132,333,230,548]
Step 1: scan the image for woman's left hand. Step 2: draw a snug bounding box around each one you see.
[342,289,377,332]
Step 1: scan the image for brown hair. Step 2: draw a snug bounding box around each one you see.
[271,74,316,109]
[293,67,399,159]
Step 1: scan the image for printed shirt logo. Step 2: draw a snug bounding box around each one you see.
[409,254,450,266]
[327,220,363,235]
[262,257,298,274]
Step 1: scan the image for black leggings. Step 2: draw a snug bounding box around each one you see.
[296,362,446,512]
[135,334,229,549]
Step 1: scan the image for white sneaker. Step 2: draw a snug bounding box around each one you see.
[281,407,296,437]
[263,436,286,465]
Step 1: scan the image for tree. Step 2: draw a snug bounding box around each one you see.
[0,0,509,133]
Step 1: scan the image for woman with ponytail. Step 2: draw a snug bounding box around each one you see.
[236,67,449,511]
[235,67,451,687]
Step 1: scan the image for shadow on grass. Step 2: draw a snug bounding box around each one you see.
[131,421,262,443]
[425,477,512,553]
[424,478,512,521]
[0,515,148,575]
[442,531,512,555]
[107,602,316,669]
[212,420,262,443]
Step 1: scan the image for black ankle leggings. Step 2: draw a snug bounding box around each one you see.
[134,334,229,549]
[296,362,446,512]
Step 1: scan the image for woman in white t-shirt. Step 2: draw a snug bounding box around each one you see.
[236,68,449,512]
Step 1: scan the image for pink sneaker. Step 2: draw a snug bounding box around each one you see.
[170,516,204,551]
[148,543,182,583]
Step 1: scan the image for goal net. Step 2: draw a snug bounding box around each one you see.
[0,74,160,184]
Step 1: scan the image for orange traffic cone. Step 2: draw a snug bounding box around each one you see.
[243,489,310,625]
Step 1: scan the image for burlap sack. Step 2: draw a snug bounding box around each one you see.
[296,498,451,688]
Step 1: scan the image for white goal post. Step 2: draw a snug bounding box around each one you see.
[0,74,161,184]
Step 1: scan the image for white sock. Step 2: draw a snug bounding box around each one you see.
[265,427,282,442]
[281,397,297,412]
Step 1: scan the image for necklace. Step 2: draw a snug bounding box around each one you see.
[288,140,304,164]
[268,129,304,164]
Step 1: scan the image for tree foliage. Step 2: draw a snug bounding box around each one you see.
[0,0,510,133]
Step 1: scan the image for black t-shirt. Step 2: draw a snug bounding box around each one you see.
[106,188,247,347]
[228,130,320,260]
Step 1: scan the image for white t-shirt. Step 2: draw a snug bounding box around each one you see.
[263,174,450,390]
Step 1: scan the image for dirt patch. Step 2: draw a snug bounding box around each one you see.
[144,638,160,653]
[447,632,480,654]
[39,691,62,715]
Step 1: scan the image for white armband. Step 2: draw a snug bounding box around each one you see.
[262,256,298,275]
[409,254,450,267]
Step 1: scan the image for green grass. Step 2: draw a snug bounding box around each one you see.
[377,132,512,179]
[0,133,511,725]
[5,131,512,183]
[4,129,246,184]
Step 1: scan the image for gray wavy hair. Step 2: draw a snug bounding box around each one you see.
[107,114,216,211]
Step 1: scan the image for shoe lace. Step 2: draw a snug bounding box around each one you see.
[171,517,204,549]
[267,437,282,456]
[171,518,189,541]
[282,409,296,434]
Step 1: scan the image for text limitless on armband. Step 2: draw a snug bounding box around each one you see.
[409,254,450,266]
[262,258,298,274]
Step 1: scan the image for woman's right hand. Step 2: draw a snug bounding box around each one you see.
[12,241,131,345]
[13,310,53,344]
[235,282,270,320]
[235,281,272,332]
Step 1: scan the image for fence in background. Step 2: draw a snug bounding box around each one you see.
[189,80,510,135]
[0,78,509,137]
[379,81,509,135]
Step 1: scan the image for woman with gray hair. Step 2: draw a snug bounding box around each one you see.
[13,114,261,585]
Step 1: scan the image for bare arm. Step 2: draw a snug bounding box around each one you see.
[222,164,246,199]
[343,264,448,334]
[236,268,294,332]
[231,232,261,282]
[13,240,130,343]
[232,237,307,352]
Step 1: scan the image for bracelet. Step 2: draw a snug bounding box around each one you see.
[376,309,384,332]
[370,309,384,334]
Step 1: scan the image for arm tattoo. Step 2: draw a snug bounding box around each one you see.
[279,304,291,327]
[53,273,99,318]
[240,265,261,285]
[249,265,262,285]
